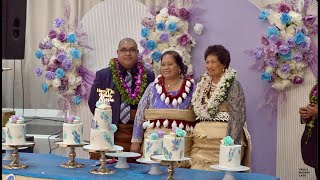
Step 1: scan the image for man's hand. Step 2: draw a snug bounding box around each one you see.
[299,106,311,119]
[307,104,318,117]
[130,142,141,153]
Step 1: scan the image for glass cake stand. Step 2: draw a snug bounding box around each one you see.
[83,145,123,175]
[151,155,191,180]
[55,141,89,168]
[105,152,141,169]
[2,142,35,169]
[210,164,250,180]
[136,157,163,175]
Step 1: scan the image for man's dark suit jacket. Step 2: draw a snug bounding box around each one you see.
[88,65,155,125]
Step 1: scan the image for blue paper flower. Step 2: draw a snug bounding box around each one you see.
[67,33,77,43]
[280,13,291,25]
[146,40,157,51]
[156,22,166,31]
[294,32,306,45]
[150,132,159,140]
[95,101,104,107]
[167,22,177,32]
[70,48,82,59]
[110,124,118,133]
[278,51,292,60]
[73,95,81,105]
[35,50,44,59]
[141,27,150,38]
[261,72,272,81]
[267,26,279,38]
[41,82,49,93]
[258,10,270,21]
[151,51,162,62]
[55,68,65,79]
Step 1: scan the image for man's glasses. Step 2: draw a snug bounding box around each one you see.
[119,48,138,54]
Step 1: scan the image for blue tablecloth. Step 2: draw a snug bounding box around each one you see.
[2,153,279,180]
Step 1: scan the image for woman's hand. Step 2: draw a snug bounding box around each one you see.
[307,104,318,117]
[130,142,141,153]
[299,106,311,119]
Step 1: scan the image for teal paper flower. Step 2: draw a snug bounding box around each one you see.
[150,132,159,140]
[222,136,234,146]
[175,128,186,137]
[110,124,118,133]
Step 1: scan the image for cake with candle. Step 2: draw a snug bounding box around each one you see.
[5,115,26,145]
[218,136,242,168]
[162,127,186,160]
[63,115,83,145]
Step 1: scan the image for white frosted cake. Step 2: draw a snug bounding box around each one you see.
[219,136,242,168]
[63,115,83,145]
[89,101,117,150]
[143,132,164,161]
[5,116,26,145]
[162,128,186,160]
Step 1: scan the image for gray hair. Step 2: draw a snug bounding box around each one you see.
[118,38,138,49]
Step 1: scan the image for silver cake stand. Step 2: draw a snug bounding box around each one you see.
[83,145,123,174]
[210,164,250,180]
[136,157,163,175]
[105,152,141,169]
[55,141,89,168]
[2,142,35,169]
[151,155,191,180]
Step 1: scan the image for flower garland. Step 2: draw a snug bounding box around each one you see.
[192,68,236,120]
[249,2,317,92]
[139,2,203,76]
[305,81,318,144]
[109,58,147,105]
[154,75,194,107]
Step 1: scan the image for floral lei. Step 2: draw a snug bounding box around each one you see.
[155,75,194,107]
[305,81,318,144]
[191,68,236,120]
[109,58,147,105]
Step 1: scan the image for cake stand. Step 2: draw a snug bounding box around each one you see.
[151,155,191,180]
[136,157,163,175]
[2,142,35,169]
[105,152,141,169]
[55,141,89,168]
[210,164,250,180]
[83,145,123,174]
[2,146,28,161]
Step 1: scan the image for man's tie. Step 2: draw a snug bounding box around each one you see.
[120,70,132,124]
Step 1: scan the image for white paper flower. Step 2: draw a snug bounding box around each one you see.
[193,23,203,34]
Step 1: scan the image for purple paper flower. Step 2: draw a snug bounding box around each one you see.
[159,32,169,43]
[67,115,76,122]
[278,45,290,55]
[251,48,264,61]
[48,30,57,39]
[34,67,42,76]
[278,2,291,13]
[57,52,67,62]
[265,44,278,57]
[141,17,155,29]
[39,42,45,49]
[45,71,55,80]
[303,51,314,63]
[285,38,295,48]
[43,41,52,49]
[292,53,303,61]
[280,64,291,74]
[293,76,303,84]
[10,115,19,121]
[168,5,178,16]
[268,35,278,44]
[149,6,162,16]
[61,77,68,85]
[179,8,190,20]
[62,59,73,71]
[57,32,67,42]
[261,36,269,46]
[302,15,316,27]
[156,130,166,138]
[58,84,68,93]
[177,33,190,47]
[298,42,309,51]
[54,18,64,27]
[139,39,147,48]
[266,58,277,68]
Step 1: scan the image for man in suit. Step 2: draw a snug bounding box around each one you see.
[88,38,155,160]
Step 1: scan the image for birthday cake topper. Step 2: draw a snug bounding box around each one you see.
[97,88,115,104]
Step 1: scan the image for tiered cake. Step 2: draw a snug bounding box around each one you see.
[5,115,26,145]
[62,115,83,145]
[162,128,186,160]
[143,132,164,161]
[218,136,242,168]
[89,100,118,150]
